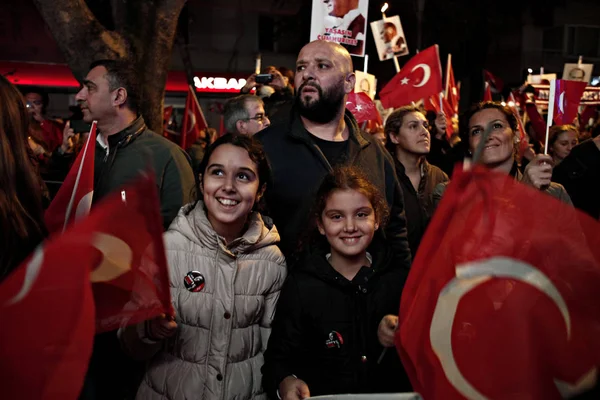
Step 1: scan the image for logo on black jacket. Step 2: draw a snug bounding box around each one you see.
[325,331,344,349]
[183,271,205,292]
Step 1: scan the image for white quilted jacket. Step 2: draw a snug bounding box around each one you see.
[127,202,287,400]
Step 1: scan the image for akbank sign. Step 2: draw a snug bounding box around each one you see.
[193,76,247,93]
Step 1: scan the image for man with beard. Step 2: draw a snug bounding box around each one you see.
[256,40,411,269]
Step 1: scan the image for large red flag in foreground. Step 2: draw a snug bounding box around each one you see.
[346,91,382,124]
[87,172,173,333]
[0,231,95,399]
[397,166,600,399]
[553,79,587,125]
[45,121,97,234]
[181,85,208,150]
[380,45,443,109]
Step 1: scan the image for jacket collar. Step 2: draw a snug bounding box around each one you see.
[171,201,280,256]
[98,116,146,149]
[287,107,370,148]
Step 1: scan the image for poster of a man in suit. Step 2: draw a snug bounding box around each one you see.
[370,16,409,61]
[310,0,369,57]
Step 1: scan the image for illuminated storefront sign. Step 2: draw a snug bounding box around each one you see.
[193,76,247,91]
[0,61,250,94]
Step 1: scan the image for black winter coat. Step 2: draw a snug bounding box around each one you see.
[262,237,412,398]
[256,108,411,268]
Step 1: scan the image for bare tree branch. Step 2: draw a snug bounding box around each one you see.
[33,0,128,81]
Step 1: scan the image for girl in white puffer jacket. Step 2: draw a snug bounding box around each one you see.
[120,133,287,400]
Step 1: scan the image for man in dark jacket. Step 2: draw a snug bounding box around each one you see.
[256,40,411,268]
[553,135,600,220]
[74,59,195,399]
[76,59,195,230]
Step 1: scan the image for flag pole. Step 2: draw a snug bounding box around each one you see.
[63,121,97,232]
[445,54,451,98]
[544,79,556,155]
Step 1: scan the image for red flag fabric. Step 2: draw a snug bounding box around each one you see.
[380,45,443,109]
[181,85,208,150]
[346,91,382,124]
[553,79,587,125]
[45,121,97,234]
[524,102,547,145]
[163,105,174,138]
[423,94,454,138]
[397,166,600,399]
[483,82,493,101]
[445,56,459,115]
[0,230,95,399]
[580,105,597,129]
[87,172,173,333]
[484,69,504,92]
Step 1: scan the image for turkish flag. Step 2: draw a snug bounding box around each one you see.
[508,93,529,156]
[380,45,443,109]
[524,102,547,145]
[483,82,493,101]
[86,171,173,333]
[0,232,95,399]
[445,56,459,115]
[553,79,587,125]
[423,93,454,138]
[484,69,504,92]
[346,91,382,124]
[45,121,96,234]
[181,85,208,149]
[397,166,600,399]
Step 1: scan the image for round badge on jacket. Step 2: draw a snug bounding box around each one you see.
[183,271,205,292]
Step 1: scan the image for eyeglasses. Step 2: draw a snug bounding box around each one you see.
[245,114,268,123]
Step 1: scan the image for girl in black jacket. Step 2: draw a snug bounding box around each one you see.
[262,166,411,399]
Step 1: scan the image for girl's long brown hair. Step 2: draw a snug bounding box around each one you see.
[0,76,46,279]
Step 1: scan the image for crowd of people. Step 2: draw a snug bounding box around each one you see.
[1,37,600,400]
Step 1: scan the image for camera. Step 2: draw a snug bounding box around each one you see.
[255,74,274,84]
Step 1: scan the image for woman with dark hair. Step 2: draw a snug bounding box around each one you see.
[120,133,287,400]
[0,75,47,280]
[384,105,448,254]
[434,102,571,205]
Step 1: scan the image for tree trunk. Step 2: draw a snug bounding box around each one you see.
[32,0,186,133]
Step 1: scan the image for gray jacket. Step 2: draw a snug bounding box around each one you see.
[121,202,287,400]
[433,167,572,208]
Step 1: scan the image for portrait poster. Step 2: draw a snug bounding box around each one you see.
[310,0,369,57]
[562,63,594,84]
[370,15,409,62]
[355,70,376,100]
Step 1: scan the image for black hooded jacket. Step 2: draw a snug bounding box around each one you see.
[262,236,411,397]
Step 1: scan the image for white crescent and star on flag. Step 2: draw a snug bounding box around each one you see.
[429,256,597,399]
[399,64,432,87]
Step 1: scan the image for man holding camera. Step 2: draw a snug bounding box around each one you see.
[240,66,295,123]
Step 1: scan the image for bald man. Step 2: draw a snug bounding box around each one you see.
[256,40,411,264]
